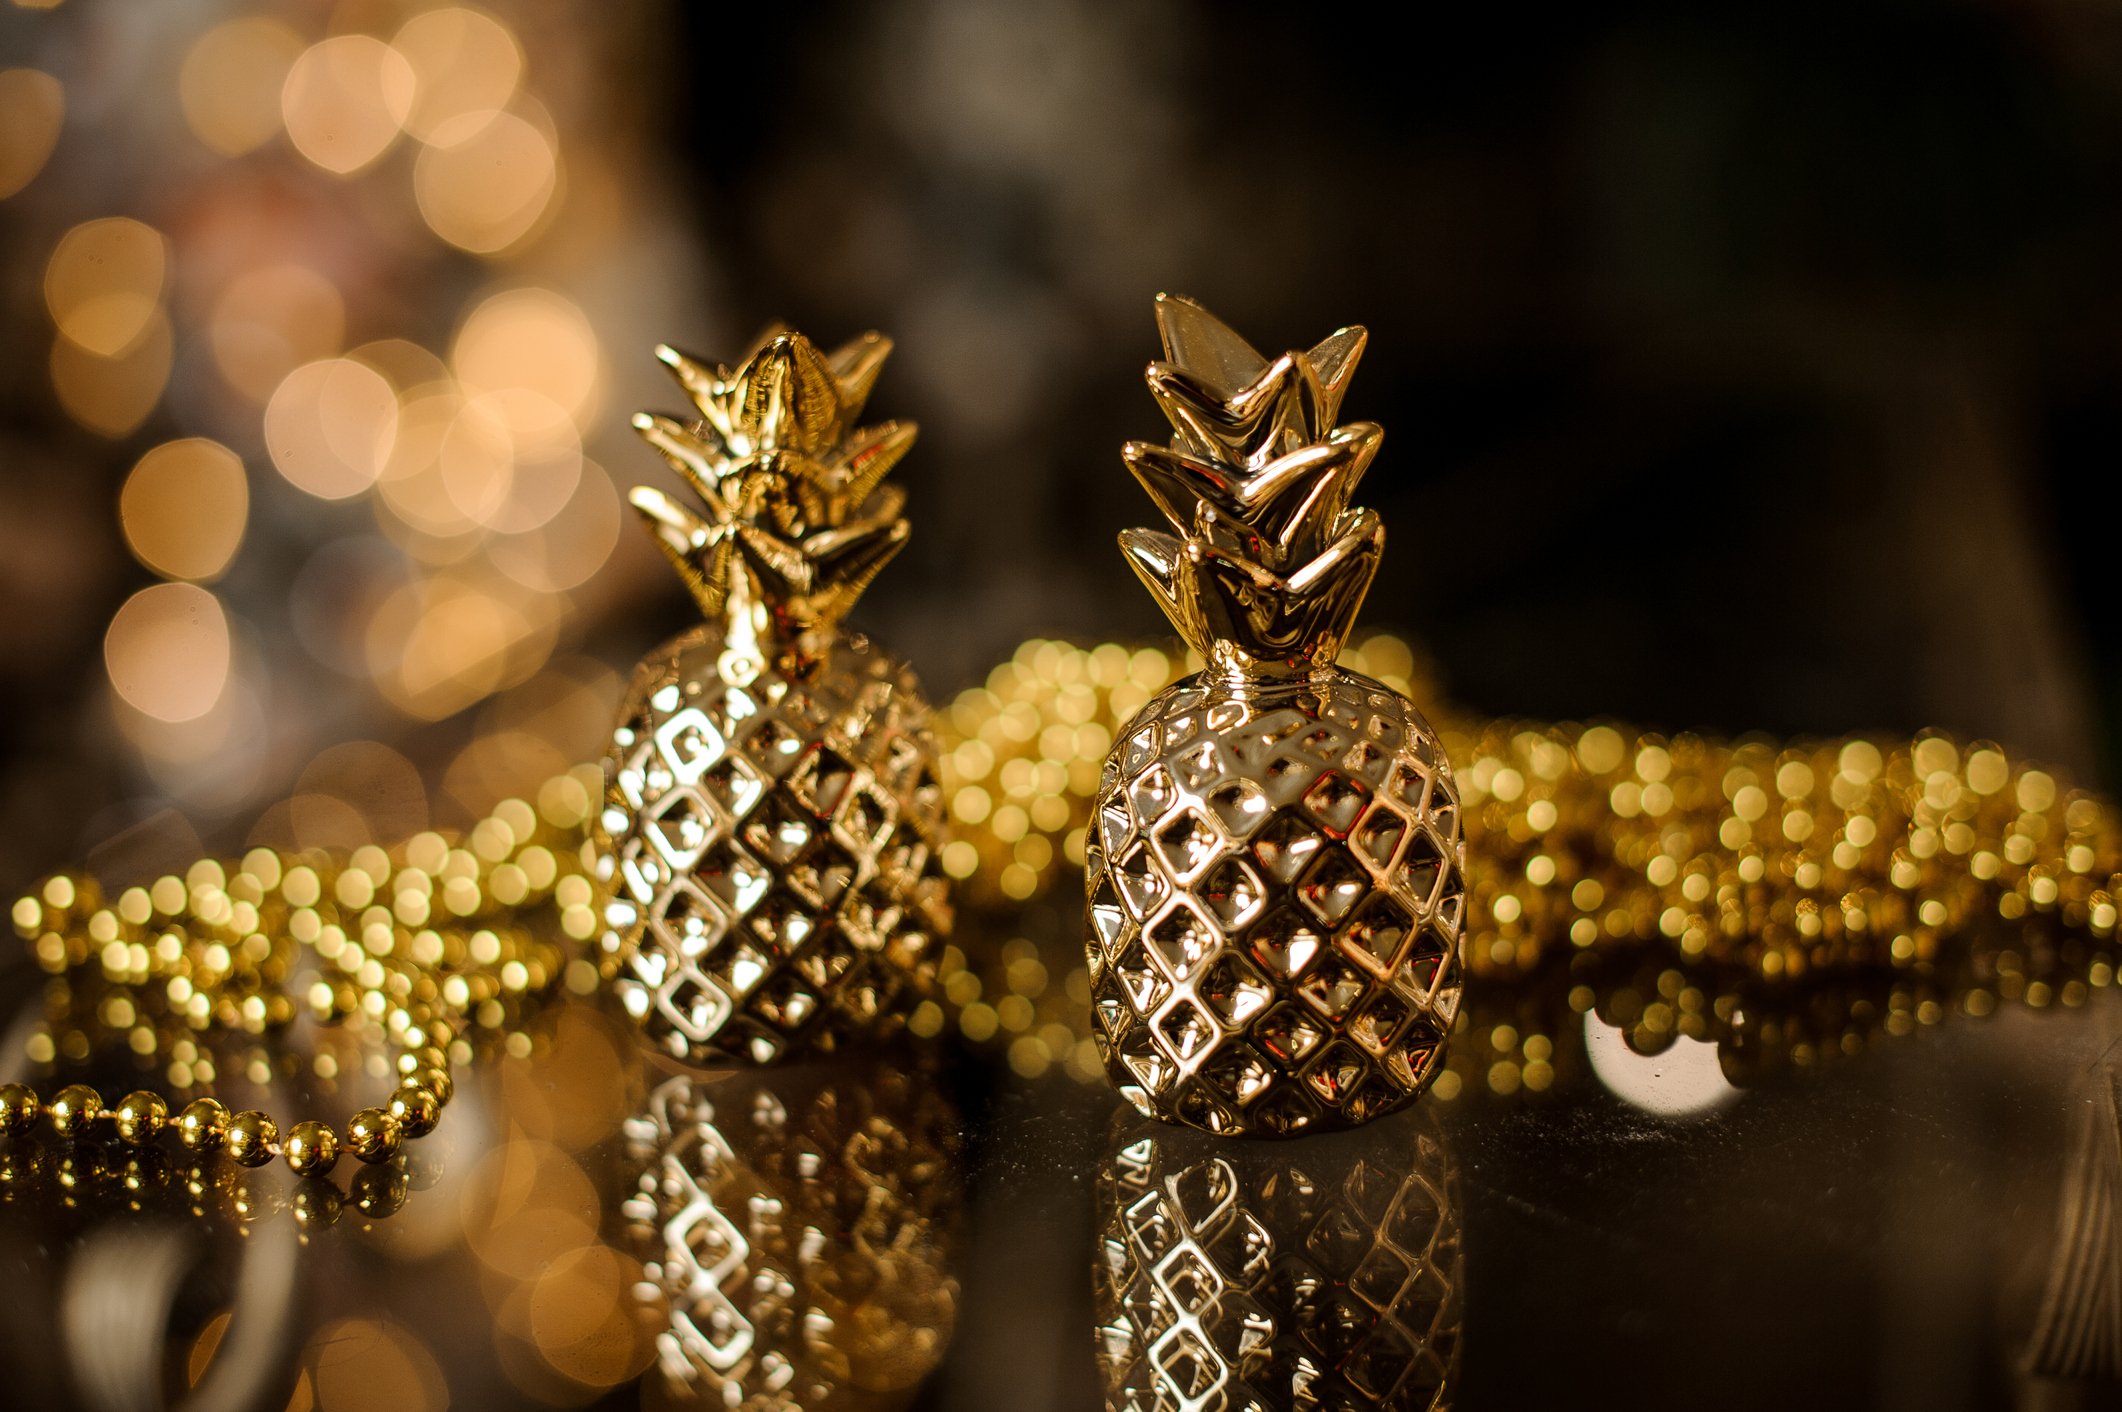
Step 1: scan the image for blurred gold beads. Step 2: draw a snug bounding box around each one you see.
[0,1084,38,1135]
[344,1108,401,1164]
[48,1085,100,1137]
[225,1109,278,1166]
[176,1097,229,1151]
[283,1120,339,1176]
[388,1085,440,1138]
[113,1090,167,1142]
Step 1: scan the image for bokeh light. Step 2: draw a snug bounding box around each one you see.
[441,389,581,533]
[210,264,344,403]
[462,1137,599,1280]
[486,458,621,592]
[280,35,415,176]
[119,438,249,582]
[348,337,450,397]
[0,68,63,198]
[393,7,523,142]
[379,390,482,537]
[305,1318,448,1412]
[414,109,558,253]
[50,310,171,437]
[292,739,428,846]
[178,18,303,157]
[45,217,166,356]
[104,582,230,723]
[452,287,600,421]
[264,357,398,500]
[367,575,554,721]
[446,660,615,818]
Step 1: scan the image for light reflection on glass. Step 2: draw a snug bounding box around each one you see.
[1582,1008,1737,1118]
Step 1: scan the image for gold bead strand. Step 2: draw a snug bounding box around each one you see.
[0,1021,457,1175]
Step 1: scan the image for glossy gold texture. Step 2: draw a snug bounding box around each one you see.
[620,1059,963,1408]
[1088,298,1464,1135]
[595,330,952,1066]
[1095,1103,1461,1411]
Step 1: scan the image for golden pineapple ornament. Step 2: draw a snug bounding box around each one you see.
[1085,295,1466,1136]
[622,1060,964,1409]
[1094,1104,1463,1410]
[596,330,953,1065]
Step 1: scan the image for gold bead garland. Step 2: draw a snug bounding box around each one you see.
[0,1126,430,1231]
[924,634,2122,1093]
[0,1013,452,1174]
[0,775,601,1169]
[1446,718,2121,982]
[9,776,599,1081]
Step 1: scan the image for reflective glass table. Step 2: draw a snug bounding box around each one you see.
[0,927,2105,1412]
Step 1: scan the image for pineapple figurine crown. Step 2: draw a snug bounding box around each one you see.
[1119,294,1385,679]
[631,328,914,670]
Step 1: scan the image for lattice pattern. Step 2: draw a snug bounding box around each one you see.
[621,1064,964,1406]
[1093,1111,1462,1411]
[1086,669,1465,1135]
[597,626,953,1064]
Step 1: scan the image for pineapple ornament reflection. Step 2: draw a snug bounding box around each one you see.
[622,1062,964,1410]
[1086,296,1467,1136]
[1094,1105,1463,1410]
[594,330,953,1065]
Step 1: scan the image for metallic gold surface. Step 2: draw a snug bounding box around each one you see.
[112,1091,166,1144]
[344,1108,402,1164]
[176,1098,228,1152]
[283,1120,338,1177]
[596,330,952,1066]
[1094,1103,1461,1410]
[1089,298,1464,1134]
[224,1109,278,1167]
[48,1085,100,1139]
[621,1058,963,1408]
[0,1084,37,1136]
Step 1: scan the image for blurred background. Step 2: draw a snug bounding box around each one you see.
[5,4,2122,1410]
[8,0,2122,901]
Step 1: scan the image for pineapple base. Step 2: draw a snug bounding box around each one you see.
[1094,1103,1463,1411]
[1085,666,1466,1136]
[595,624,953,1066]
[624,1058,965,1407]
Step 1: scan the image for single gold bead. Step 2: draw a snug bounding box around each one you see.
[0,1084,39,1135]
[225,1110,278,1167]
[48,1085,102,1138]
[416,1067,453,1106]
[344,1107,402,1164]
[426,1019,457,1049]
[176,1098,230,1152]
[388,1084,440,1139]
[283,1120,339,1176]
[113,1091,167,1144]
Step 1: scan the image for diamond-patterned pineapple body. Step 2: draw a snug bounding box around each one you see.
[1086,666,1465,1136]
[622,1061,964,1408]
[1094,1106,1462,1411]
[597,625,953,1065]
